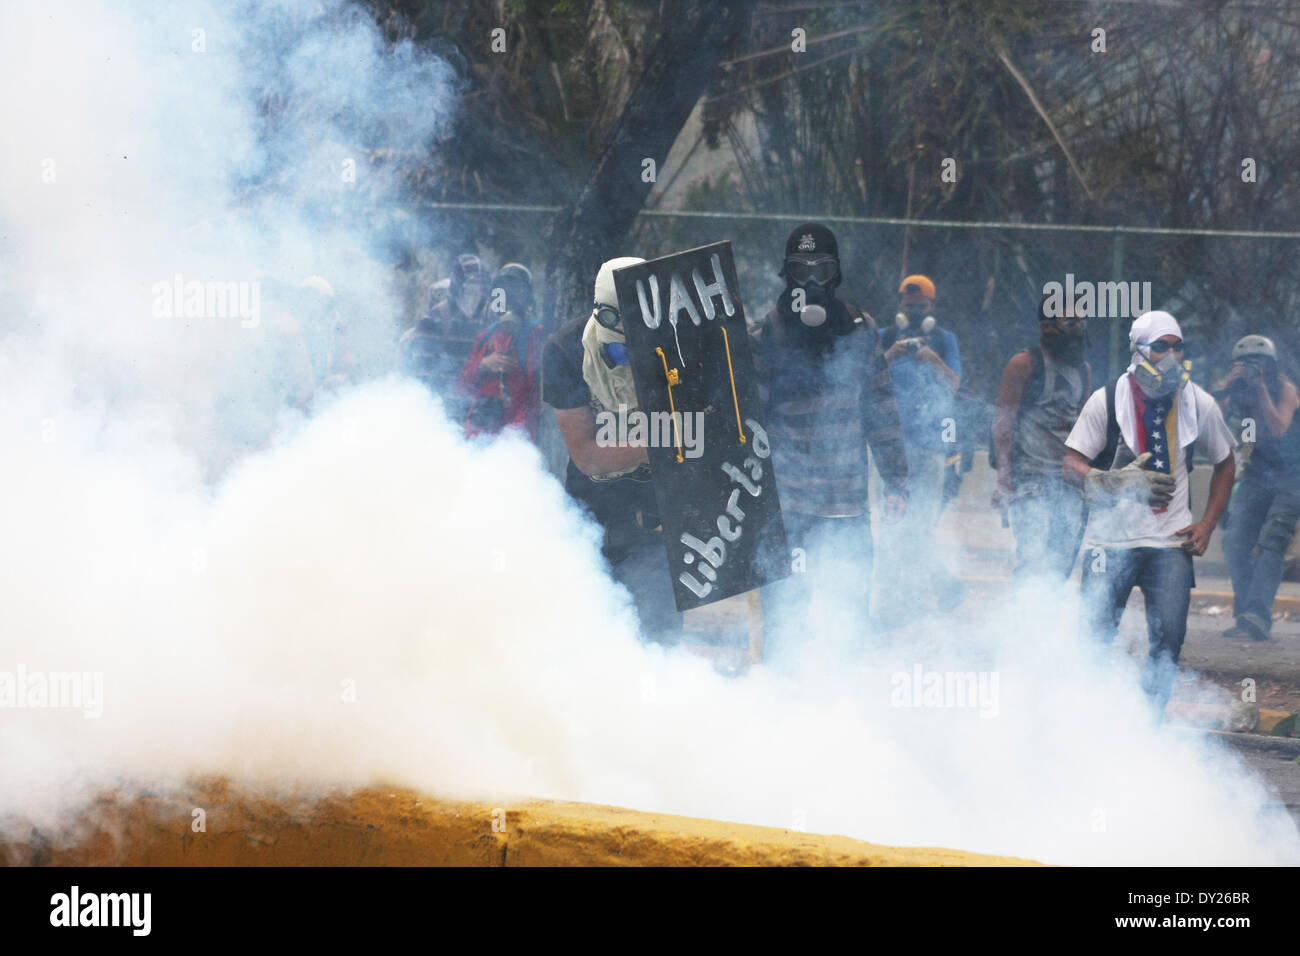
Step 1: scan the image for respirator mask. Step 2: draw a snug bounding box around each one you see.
[783,255,838,325]
[1133,341,1190,399]
[894,309,936,334]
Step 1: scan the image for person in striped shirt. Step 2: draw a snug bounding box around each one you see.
[749,223,909,662]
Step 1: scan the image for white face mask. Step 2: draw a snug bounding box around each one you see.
[581,314,639,414]
[457,281,484,317]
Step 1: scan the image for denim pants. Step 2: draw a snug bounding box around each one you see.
[1222,473,1300,637]
[761,512,873,664]
[1080,546,1194,716]
[1009,477,1086,582]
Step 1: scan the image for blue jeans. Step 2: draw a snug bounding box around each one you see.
[1080,546,1194,717]
[1222,473,1300,637]
[761,512,873,664]
[1009,477,1086,582]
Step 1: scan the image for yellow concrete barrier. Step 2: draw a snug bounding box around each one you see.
[3,780,1040,867]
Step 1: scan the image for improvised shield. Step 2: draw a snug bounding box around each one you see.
[611,242,790,611]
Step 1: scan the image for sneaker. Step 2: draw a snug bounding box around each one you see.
[1223,623,1252,640]
[1239,614,1271,642]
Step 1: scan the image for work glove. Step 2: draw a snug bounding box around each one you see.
[1083,452,1175,509]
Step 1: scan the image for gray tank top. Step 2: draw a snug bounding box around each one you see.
[1011,350,1086,481]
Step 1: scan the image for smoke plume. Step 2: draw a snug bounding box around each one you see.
[0,0,1296,866]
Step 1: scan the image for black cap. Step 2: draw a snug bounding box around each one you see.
[783,223,838,261]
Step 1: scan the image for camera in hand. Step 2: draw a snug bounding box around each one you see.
[467,393,507,430]
[1230,362,1263,402]
[899,335,928,353]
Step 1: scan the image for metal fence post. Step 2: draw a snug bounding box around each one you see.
[1110,230,1125,383]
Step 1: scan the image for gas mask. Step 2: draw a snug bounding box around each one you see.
[895,309,936,334]
[1133,346,1191,400]
[799,304,827,327]
[782,254,838,324]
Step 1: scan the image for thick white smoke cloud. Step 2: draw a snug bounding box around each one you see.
[1,0,1297,866]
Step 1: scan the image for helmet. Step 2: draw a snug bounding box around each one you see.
[490,263,534,317]
[1232,334,1277,362]
[497,262,532,286]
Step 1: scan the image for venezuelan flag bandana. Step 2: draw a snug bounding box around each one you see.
[1129,379,1179,513]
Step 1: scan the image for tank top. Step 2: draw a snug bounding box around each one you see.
[1011,349,1087,481]
[1247,385,1300,485]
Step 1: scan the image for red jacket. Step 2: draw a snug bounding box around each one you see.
[459,318,545,440]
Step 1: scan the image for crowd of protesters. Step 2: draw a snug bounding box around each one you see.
[394,230,1298,718]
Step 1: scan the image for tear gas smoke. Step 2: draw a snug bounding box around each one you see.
[1,0,1296,866]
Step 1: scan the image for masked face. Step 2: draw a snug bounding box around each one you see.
[457,279,484,318]
[792,280,833,308]
[897,294,935,331]
[799,304,827,327]
[1133,343,1189,399]
[581,314,638,414]
[1041,320,1087,365]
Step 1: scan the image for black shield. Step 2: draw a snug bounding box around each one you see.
[612,242,790,611]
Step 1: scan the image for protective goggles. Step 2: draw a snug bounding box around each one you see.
[784,255,839,286]
[600,342,631,368]
[593,304,622,331]
[1141,340,1185,357]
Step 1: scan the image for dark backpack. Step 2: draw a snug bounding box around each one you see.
[1092,376,1121,470]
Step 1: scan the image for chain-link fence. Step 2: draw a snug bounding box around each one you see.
[412,201,1300,436]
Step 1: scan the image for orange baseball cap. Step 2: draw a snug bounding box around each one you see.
[899,274,936,299]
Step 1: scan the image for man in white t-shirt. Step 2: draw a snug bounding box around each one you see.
[1063,311,1237,718]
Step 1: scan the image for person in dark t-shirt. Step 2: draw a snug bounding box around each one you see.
[542,257,679,643]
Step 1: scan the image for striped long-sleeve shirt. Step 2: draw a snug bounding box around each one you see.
[749,304,908,518]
